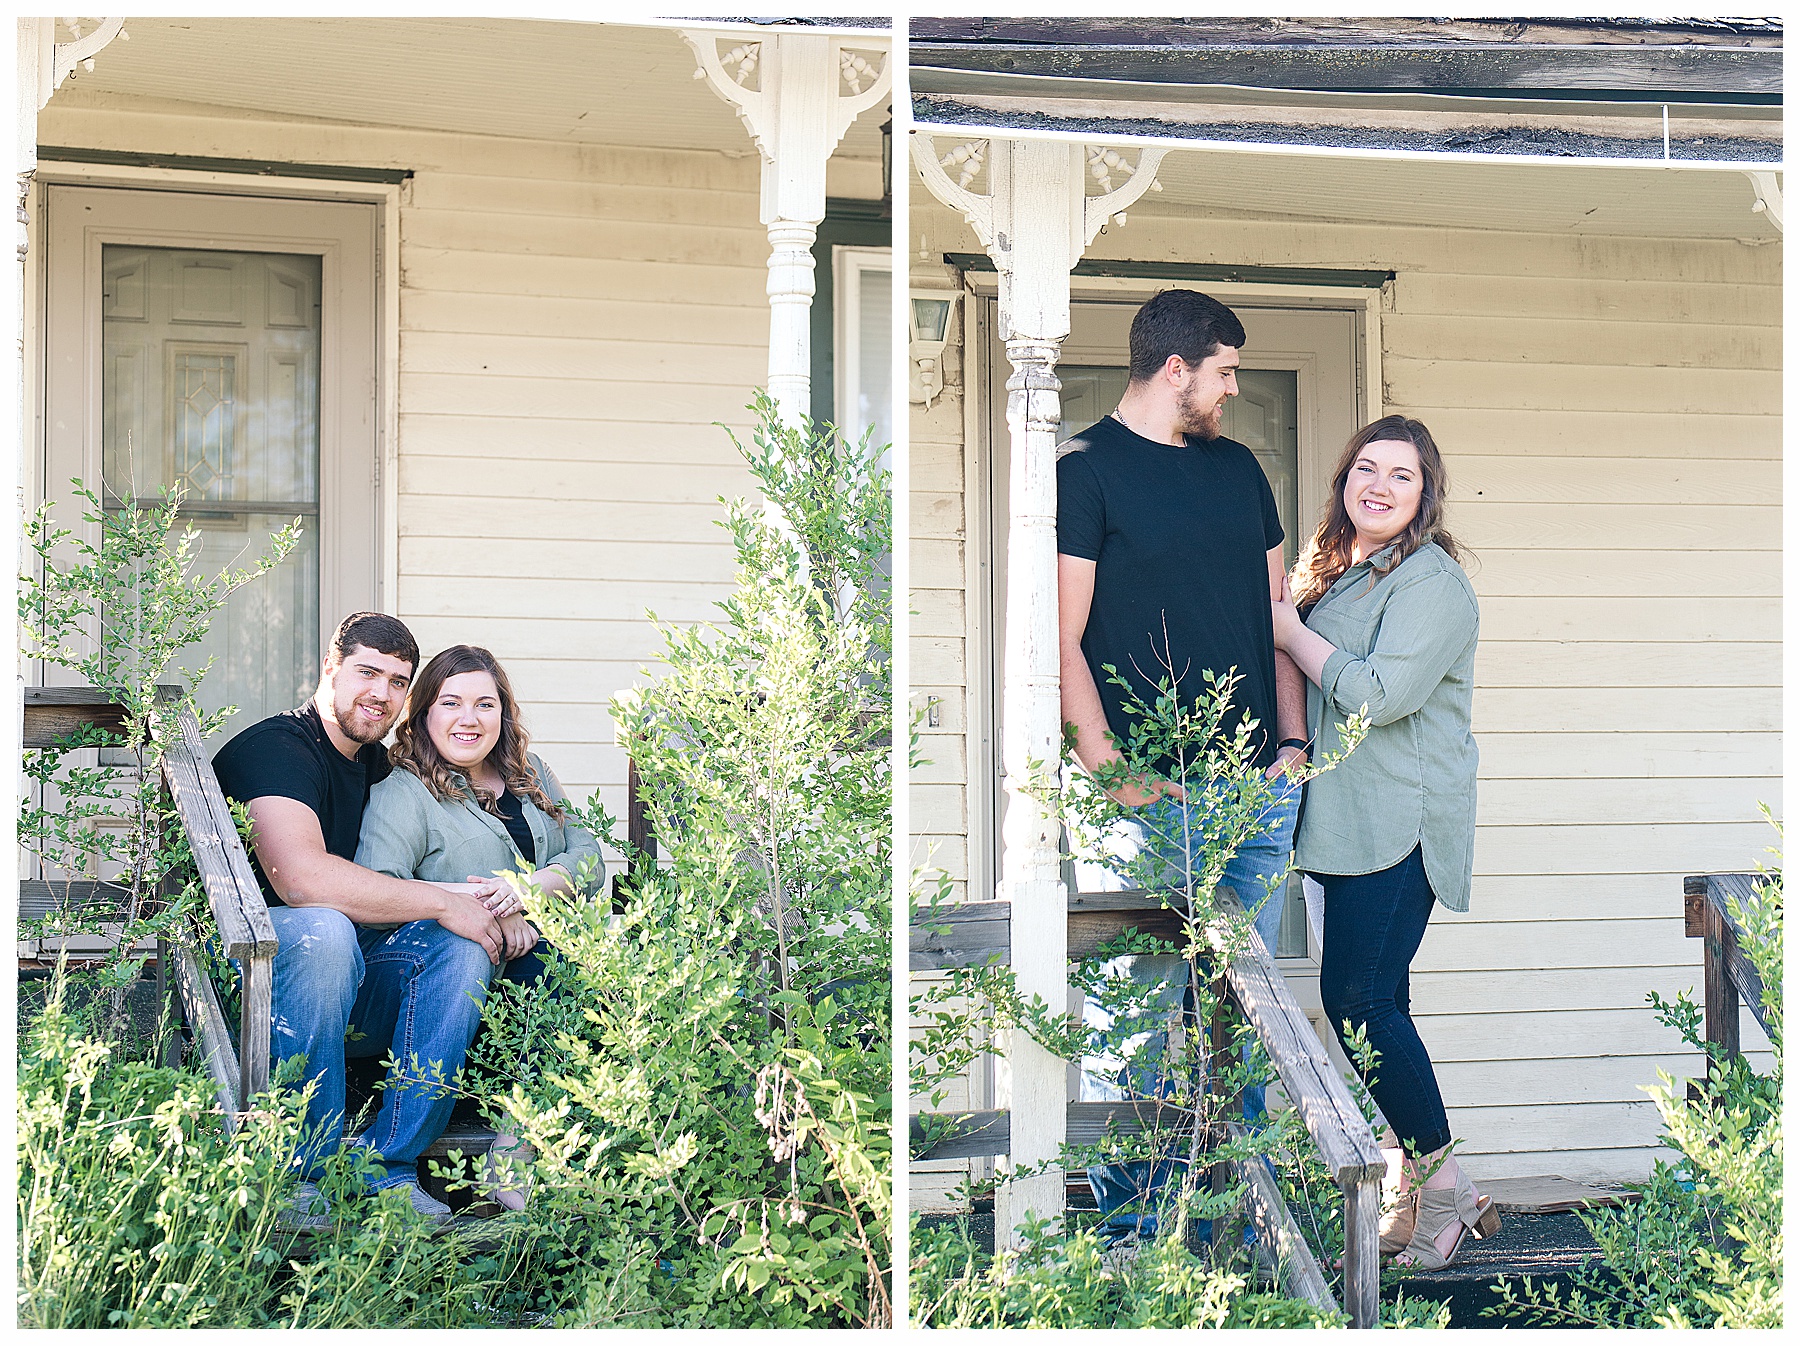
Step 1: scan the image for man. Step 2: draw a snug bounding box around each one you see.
[213,611,510,1226]
[1056,289,1310,1243]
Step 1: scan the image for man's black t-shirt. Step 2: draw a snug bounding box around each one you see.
[212,701,391,906]
[1057,415,1285,778]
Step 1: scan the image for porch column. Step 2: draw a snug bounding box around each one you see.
[913,132,1166,1242]
[11,17,127,921]
[684,28,890,428]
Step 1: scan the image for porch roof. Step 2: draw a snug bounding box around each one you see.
[909,14,1780,242]
[912,84,1782,167]
[912,91,1781,243]
[43,16,888,166]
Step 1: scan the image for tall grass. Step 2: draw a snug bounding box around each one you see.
[17,974,300,1327]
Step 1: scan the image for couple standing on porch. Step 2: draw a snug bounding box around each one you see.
[211,611,603,1228]
[1057,289,1495,1271]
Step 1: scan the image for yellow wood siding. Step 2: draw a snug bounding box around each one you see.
[910,191,1780,1199]
[910,282,975,906]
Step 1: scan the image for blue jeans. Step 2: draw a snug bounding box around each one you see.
[1071,779,1299,1240]
[266,907,496,1189]
[1318,845,1452,1156]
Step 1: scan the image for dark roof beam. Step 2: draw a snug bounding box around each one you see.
[910,16,1783,50]
[910,44,1781,104]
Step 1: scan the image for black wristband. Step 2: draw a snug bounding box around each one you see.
[1277,738,1310,754]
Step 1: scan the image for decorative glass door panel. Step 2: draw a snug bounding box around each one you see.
[1226,369,1301,571]
[101,245,322,726]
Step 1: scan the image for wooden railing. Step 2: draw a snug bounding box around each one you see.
[912,883,1384,1327]
[23,687,276,1118]
[1683,872,1775,1077]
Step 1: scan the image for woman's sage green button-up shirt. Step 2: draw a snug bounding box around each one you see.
[1296,540,1479,912]
[354,752,604,927]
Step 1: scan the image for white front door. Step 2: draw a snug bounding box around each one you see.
[41,185,380,726]
[982,294,1364,957]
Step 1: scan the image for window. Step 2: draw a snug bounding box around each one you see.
[833,245,893,458]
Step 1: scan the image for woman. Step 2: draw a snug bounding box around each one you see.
[356,643,604,1209]
[1270,415,1495,1271]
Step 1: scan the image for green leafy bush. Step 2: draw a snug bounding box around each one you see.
[911,1211,1340,1328]
[909,658,1380,1324]
[17,979,301,1327]
[18,483,301,1000]
[18,978,564,1329]
[1488,836,1782,1329]
[452,398,893,1326]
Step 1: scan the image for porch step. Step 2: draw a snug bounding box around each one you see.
[1060,1171,1636,1214]
[914,1205,1607,1328]
[1388,1209,1604,1326]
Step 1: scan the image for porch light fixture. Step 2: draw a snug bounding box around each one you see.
[909,291,955,406]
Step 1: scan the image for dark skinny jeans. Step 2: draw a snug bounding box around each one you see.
[1316,845,1454,1156]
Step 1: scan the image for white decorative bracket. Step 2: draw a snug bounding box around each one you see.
[911,133,997,250]
[1745,170,1783,233]
[681,27,890,430]
[1083,145,1167,244]
[34,17,128,107]
[18,19,125,262]
[683,29,890,224]
[912,132,1168,263]
[680,25,891,577]
[53,17,127,95]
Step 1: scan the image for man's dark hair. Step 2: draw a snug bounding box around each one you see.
[327,611,419,671]
[1127,289,1247,382]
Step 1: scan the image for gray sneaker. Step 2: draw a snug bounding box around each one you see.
[277,1179,333,1232]
[384,1179,453,1225]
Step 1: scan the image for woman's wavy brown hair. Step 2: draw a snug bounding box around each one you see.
[388,644,563,822]
[1291,414,1464,607]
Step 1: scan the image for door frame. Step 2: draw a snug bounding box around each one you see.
[28,162,402,631]
[964,271,1384,958]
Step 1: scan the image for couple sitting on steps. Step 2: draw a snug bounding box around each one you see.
[212,611,602,1228]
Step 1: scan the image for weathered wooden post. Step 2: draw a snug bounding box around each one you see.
[913,131,1165,1241]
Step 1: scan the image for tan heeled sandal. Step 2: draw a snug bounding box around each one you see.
[1394,1175,1500,1271]
[1379,1188,1418,1256]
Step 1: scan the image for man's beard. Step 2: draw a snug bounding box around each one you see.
[333,695,393,745]
[1176,385,1223,441]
